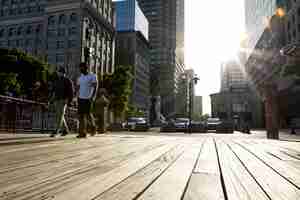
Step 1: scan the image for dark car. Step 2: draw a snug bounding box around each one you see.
[124,117,149,131]
[174,118,190,131]
[216,119,234,133]
[206,118,222,130]
[185,121,207,133]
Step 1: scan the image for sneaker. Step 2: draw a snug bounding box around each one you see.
[50,131,58,138]
[90,127,98,136]
[76,134,87,138]
[61,130,70,136]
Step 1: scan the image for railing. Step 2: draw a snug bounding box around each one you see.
[0,95,78,134]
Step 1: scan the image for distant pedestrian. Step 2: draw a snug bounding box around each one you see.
[76,62,98,138]
[49,67,74,137]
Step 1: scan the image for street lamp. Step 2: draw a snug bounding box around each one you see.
[188,75,200,134]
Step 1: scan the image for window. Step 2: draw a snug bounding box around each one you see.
[56,54,65,62]
[47,29,56,37]
[8,28,15,36]
[0,29,4,38]
[70,13,78,23]
[25,39,33,47]
[47,55,56,63]
[2,0,9,6]
[17,27,22,35]
[293,15,296,23]
[56,41,64,49]
[58,28,65,36]
[26,26,32,34]
[36,25,42,33]
[68,40,77,48]
[59,14,66,25]
[48,16,56,26]
[69,27,77,35]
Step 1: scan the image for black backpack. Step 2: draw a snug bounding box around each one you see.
[63,77,74,102]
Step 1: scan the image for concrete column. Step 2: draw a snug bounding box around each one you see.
[264,84,279,139]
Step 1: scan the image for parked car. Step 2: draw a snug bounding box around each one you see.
[185,121,207,133]
[124,117,149,131]
[216,119,234,133]
[174,118,190,132]
[206,118,222,130]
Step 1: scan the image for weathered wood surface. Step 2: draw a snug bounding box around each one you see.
[0,133,300,200]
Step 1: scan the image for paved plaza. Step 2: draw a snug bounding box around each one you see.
[0,130,300,200]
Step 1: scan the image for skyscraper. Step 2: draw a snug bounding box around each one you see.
[114,0,150,114]
[137,0,185,118]
[220,60,248,92]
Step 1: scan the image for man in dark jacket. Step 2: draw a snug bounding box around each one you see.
[49,67,74,137]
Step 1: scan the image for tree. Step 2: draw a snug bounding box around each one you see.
[0,48,51,99]
[101,65,133,122]
[0,73,21,95]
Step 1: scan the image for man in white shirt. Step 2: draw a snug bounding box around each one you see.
[76,62,98,138]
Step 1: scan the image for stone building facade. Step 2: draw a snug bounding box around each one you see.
[0,0,115,80]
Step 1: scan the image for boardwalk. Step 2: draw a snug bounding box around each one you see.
[0,132,300,200]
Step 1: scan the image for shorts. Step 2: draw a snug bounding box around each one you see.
[78,98,92,114]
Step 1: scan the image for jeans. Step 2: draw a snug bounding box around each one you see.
[54,99,69,134]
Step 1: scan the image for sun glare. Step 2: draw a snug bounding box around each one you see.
[185,0,245,115]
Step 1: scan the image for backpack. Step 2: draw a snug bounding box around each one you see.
[63,77,74,102]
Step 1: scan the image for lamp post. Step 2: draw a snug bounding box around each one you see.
[188,75,199,134]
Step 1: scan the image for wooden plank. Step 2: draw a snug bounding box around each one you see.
[50,143,177,200]
[0,139,167,199]
[183,138,224,200]
[228,141,300,199]
[216,140,269,200]
[94,145,187,200]
[235,140,300,187]
[138,142,202,200]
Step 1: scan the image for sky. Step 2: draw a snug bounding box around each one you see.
[185,0,246,115]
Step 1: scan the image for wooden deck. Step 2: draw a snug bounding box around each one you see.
[0,133,300,200]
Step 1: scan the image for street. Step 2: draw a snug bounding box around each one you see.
[0,131,299,200]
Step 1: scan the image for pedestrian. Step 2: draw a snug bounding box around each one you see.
[49,66,74,137]
[76,62,98,138]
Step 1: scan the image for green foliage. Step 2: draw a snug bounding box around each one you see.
[0,48,51,98]
[125,104,145,118]
[200,114,210,121]
[281,64,300,77]
[0,73,21,95]
[101,65,133,119]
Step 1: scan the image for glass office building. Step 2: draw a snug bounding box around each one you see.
[115,0,149,41]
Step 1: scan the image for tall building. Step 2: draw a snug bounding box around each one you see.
[210,58,264,128]
[115,0,148,40]
[220,60,248,92]
[114,0,150,114]
[0,0,115,80]
[244,0,286,59]
[137,0,185,118]
[244,0,300,135]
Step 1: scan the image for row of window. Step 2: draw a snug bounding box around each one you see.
[0,24,42,38]
[47,27,78,38]
[47,40,78,49]
[287,6,300,42]
[48,13,78,26]
[0,39,42,48]
[1,0,42,5]
[0,4,44,17]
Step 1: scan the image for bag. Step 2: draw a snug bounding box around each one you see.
[64,77,74,102]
